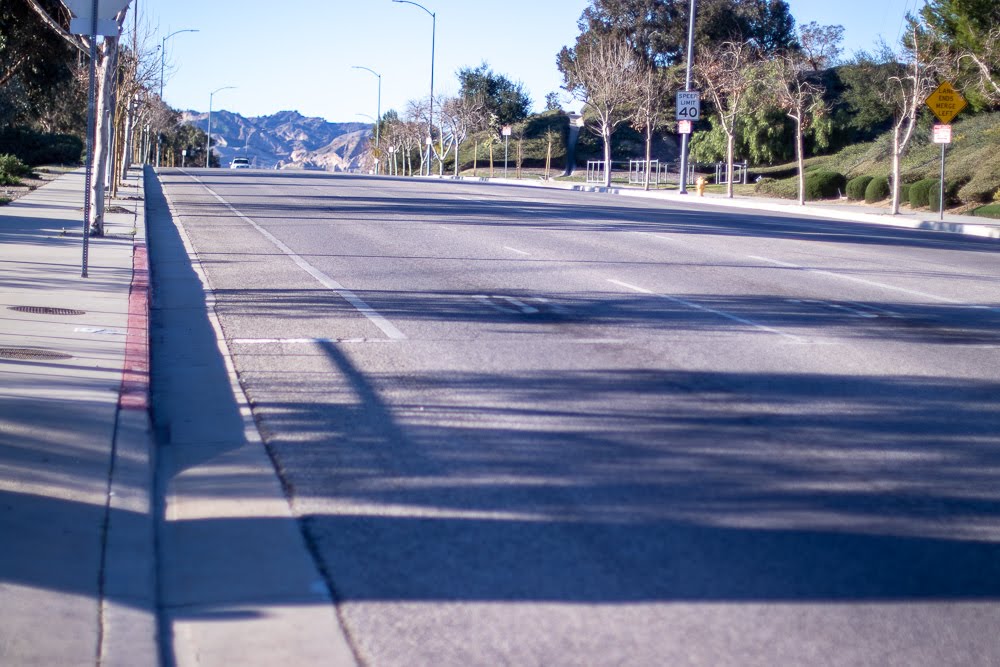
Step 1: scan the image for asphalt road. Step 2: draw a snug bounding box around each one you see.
[155,168,1000,666]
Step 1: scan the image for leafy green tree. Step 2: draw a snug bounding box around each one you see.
[570,0,797,67]
[0,0,81,131]
[457,63,531,126]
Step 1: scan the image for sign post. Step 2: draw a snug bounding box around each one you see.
[65,0,131,278]
[925,82,967,222]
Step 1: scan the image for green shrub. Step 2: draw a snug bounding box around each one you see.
[0,154,30,185]
[804,170,846,200]
[899,183,912,204]
[909,178,936,208]
[846,175,874,200]
[928,180,959,212]
[864,175,890,203]
[0,128,83,166]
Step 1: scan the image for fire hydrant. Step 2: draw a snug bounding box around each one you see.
[695,176,706,197]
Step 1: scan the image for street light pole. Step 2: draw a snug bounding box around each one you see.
[352,66,382,174]
[393,0,435,176]
[678,0,697,194]
[158,28,198,167]
[206,86,236,168]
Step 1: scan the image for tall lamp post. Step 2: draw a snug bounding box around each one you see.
[678,0,697,194]
[206,86,236,168]
[352,66,382,174]
[158,28,198,166]
[392,0,435,176]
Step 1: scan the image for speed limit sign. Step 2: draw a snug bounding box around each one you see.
[676,91,701,121]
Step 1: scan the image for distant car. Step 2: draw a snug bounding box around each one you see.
[230,157,251,169]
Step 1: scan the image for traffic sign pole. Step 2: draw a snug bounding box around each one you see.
[925,82,967,221]
[939,142,946,222]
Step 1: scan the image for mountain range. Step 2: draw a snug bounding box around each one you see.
[180,109,371,171]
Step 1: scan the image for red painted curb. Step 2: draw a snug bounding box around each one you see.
[119,241,149,410]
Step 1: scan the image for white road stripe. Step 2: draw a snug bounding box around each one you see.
[748,255,966,305]
[607,278,805,342]
[503,246,531,255]
[187,174,407,340]
[231,338,396,345]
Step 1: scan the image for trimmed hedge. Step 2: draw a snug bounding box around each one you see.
[928,180,958,212]
[0,128,83,166]
[909,178,936,208]
[899,183,911,205]
[846,175,873,201]
[804,170,846,200]
[864,176,890,203]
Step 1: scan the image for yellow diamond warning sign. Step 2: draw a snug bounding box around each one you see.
[925,81,968,124]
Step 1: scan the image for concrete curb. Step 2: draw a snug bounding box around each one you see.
[100,167,159,667]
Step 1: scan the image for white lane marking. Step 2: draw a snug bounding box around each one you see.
[504,297,539,314]
[474,295,539,314]
[607,279,806,342]
[503,246,531,256]
[188,175,407,340]
[790,299,879,319]
[231,338,397,345]
[748,255,970,306]
[633,231,675,242]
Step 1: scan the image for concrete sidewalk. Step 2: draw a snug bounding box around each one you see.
[0,168,156,666]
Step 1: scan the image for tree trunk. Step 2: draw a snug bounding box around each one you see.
[516,137,522,179]
[545,137,552,180]
[454,139,460,178]
[120,102,135,182]
[726,132,735,199]
[890,125,902,215]
[795,115,805,205]
[90,37,119,236]
[644,122,652,191]
[602,127,612,188]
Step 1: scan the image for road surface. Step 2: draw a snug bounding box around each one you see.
[153,168,1000,666]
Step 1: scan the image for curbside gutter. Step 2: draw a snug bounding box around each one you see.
[430,174,1000,241]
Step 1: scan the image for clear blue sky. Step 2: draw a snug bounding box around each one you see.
[142,0,926,122]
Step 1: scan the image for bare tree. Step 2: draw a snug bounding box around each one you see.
[696,40,761,199]
[26,0,131,236]
[440,93,486,178]
[404,98,431,176]
[562,33,642,187]
[630,64,675,191]
[768,52,829,205]
[865,26,948,214]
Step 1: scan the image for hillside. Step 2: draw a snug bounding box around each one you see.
[180,110,370,170]
[749,110,1000,216]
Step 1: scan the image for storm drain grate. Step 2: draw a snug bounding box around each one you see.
[0,347,73,361]
[8,306,86,316]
